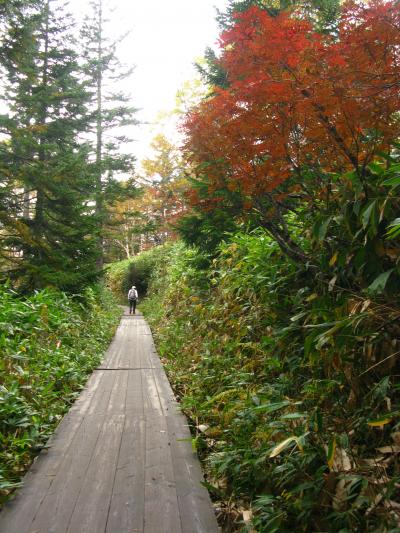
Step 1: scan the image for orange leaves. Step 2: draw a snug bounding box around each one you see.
[223,7,314,74]
[183,1,400,210]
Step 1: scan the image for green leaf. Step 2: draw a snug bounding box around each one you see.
[367,161,384,175]
[383,174,400,187]
[315,323,342,350]
[367,416,392,428]
[367,410,400,427]
[304,332,318,358]
[388,218,400,228]
[386,218,400,239]
[376,150,396,162]
[367,269,394,294]
[361,201,377,230]
[254,400,291,413]
[318,216,332,241]
[290,311,307,322]
[313,216,332,242]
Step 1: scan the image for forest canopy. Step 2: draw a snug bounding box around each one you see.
[0,0,137,292]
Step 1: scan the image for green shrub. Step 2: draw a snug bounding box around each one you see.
[143,233,400,532]
[0,284,120,505]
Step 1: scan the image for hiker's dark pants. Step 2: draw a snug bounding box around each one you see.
[129,299,137,314]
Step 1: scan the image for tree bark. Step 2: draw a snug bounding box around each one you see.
[95,0,104,269]
[255,196,313,267]
[35,0,50,242]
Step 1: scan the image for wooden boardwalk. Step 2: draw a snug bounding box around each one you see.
[0,311,219,533]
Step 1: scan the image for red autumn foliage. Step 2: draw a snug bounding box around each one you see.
[183,1,400,204]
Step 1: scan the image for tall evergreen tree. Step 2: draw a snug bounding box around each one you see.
[0,0,100,291]
[0,1,39,226]
[80,0,138,268]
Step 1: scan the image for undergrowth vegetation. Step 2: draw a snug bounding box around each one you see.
[0,285,120,505]
[138,229,400,532]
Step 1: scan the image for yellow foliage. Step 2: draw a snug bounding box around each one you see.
[252,428,272,445]
[205,427,223,438]
[205,388,242,406]
[368,418,392,428]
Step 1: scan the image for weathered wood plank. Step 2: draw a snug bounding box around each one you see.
[144,414,182,533]
[106,368,128,414]
[86,367,118,415]
[27,371,122,533]
[0,368,109,533]
[166,413,220,533]
[151,366,180,413]
[66,414,125,533]
[142,368,164,414]
[29,413,108,533]
[106,414,146,533]
[149,363,219,532]
[125,367,145,414]
[100,323,123,369]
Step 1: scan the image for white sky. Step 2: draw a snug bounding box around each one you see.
[69,0,228,167]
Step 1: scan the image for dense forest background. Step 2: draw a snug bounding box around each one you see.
[2,0,400,531]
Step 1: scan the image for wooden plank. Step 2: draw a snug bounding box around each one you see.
[142,368,164,414]
[66,414,125,533]
[64,369,128,532]
[106,369,128,414]
[99,322,123,369]
[150,367,180,413]
[150,364,219,532]
[87,369,117,415]
[100,331,120,368]
[129,334,147,369]
[0,369,109,533]
[144,414,182,533]
[30,370,127,533]
[0,469,54,533]
[125,368,144,415]
[148,343,164,370]
[27,371,122,532]
[106,415,146,533]
[166,413,219,533]
[29,413,108,533]
[136,334,155,369]
[68,369,105,418]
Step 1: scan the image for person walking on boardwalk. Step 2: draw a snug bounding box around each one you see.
[128,285,138,314]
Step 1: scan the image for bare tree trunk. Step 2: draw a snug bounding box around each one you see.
[95,0,104,269]
[23,190,31,219]
[35,0,50,238]
[255,196,314,267]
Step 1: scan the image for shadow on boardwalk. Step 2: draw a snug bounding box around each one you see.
[0,310,219,533]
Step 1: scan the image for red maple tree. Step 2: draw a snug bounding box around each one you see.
[183,1,400,208]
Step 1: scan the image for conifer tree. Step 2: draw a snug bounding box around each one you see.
[80,0,138,268]
[0,0,100,291]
